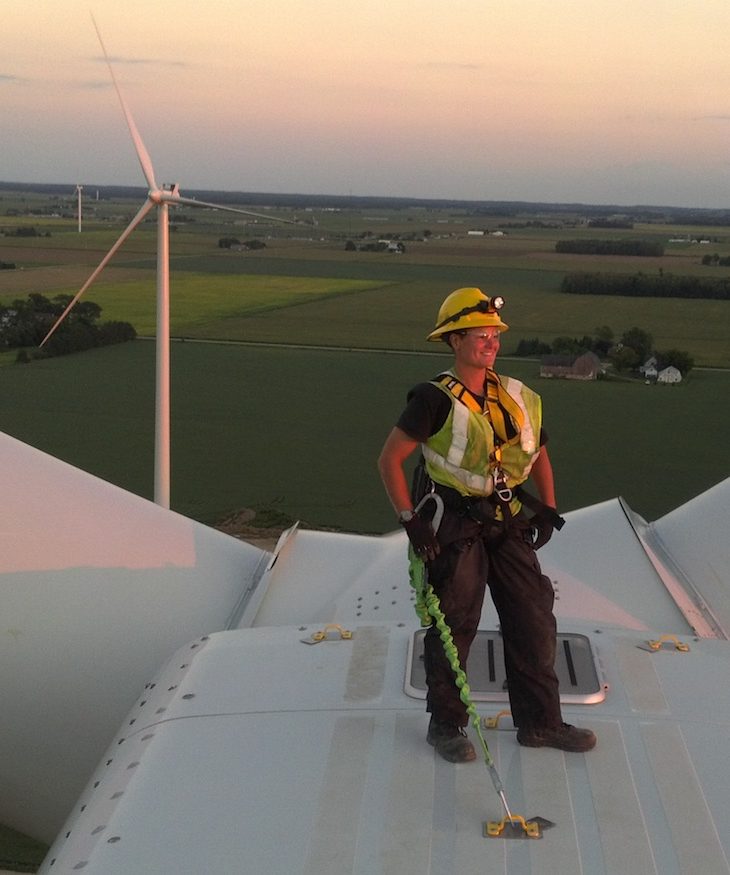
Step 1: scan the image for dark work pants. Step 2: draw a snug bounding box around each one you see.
[423,512,562,731]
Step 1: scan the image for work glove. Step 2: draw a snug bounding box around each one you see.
[401,511,440,561]
[525,508,566,550]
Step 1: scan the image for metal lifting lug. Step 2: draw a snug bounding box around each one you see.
[638,634,690,653]
[485,814,548,839]
[301,624,353,646]
[482,710,513,730]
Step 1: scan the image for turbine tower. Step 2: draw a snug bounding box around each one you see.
[42,17,295,509]
[76,184,83,233]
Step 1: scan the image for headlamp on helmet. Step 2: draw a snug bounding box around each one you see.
[426,287,509,342]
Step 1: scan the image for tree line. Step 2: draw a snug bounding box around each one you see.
[1,293,136,361]
[556,239,664,256]
[701,253,730,267]
[515,325,694,376]
[561,271,730,300]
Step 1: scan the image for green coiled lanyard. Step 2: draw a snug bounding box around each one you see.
[408,493,513,818]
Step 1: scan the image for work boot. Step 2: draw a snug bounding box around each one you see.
[427,717,477,763]
[517,722,596,752]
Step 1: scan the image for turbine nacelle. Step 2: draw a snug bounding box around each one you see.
[150,183,180,205]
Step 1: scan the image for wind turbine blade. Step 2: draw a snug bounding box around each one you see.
[40,199,155,347]
[172,195,299,225]
[91,14,158,192]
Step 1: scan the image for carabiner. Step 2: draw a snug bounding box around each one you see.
[413,492,445,534]
[493,470,513,503]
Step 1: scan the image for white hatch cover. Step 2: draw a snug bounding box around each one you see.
[406,630,607,704]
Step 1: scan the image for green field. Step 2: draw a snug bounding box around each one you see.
[3,202,729,365]
[0,339,726,532]
[1,193,730,533]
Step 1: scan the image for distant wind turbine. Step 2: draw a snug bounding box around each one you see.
[75,184,83,233]
[42,16,296,509]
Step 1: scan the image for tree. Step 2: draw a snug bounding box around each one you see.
[515,338,552,356]
[1,292,135,358]
[592,325,614,356]
[552,336,587,355]
[620,326,653,363]
[656,348,694,376]
[608,344,640,372]
[27,293,55,313]
[51,295,102,325]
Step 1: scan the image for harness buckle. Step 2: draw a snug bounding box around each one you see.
[493,469,513,503]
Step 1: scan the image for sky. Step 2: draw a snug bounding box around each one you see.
[4,0,730,209]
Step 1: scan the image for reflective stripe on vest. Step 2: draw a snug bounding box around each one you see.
[504,377,537,456]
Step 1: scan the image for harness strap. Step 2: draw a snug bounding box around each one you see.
[484,368,524,443]
[515,486,566,530]
[436,373,483,414]
[436,372,522,453]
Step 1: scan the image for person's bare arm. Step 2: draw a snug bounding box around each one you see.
[378,426,440,559]
[377,426,420,515]
[530,445,557,509]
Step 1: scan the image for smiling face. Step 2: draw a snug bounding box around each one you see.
[451,327,501,372]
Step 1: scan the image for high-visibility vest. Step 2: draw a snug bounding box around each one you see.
[421,373,542,510]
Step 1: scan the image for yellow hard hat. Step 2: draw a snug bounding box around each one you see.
[427,287,508,342]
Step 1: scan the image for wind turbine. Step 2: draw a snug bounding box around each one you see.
[42,17,296,509]
[75,184,83,233]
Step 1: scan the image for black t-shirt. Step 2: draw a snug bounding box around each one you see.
[396,377,547,445]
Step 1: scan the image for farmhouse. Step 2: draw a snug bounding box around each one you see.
[540,351,602,380]
[639,356,658,381]
[639,355,658,375]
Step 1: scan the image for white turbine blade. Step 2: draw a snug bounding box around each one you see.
[172,195,299,225]
[40,199,155,347]
[91,14,158,192]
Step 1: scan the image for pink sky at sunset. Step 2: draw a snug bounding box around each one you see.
[4,0,730,207]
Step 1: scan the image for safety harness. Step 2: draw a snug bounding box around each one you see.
[427,371,564,534]
[435,370,525,520]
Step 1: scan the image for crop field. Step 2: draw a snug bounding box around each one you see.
[4,198,730,363]
[0,337,728,533]
[1,190,730,534]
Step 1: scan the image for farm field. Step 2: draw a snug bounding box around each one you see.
[3,195,730,365]
[1,190,730,534]
[0,338,727,533]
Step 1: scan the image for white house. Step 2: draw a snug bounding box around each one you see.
[658,365,682,384]
[640,356,658,381]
